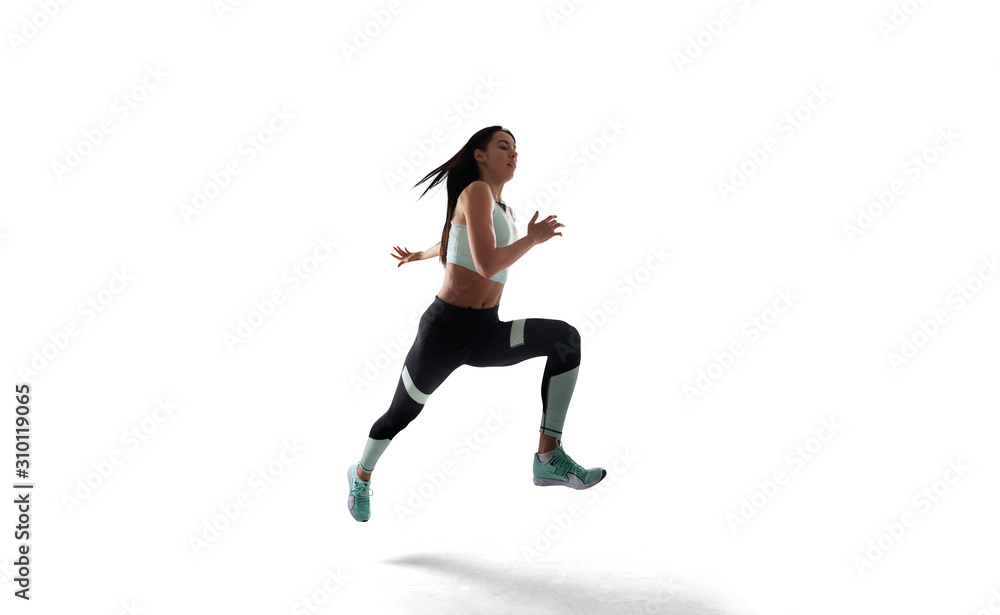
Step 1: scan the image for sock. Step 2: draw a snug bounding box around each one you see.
[353,463,370,482]
[537,449,554,462]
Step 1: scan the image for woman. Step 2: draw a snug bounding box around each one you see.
[347,126,605,522]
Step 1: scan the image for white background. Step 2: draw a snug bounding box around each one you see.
[2,1,999,613]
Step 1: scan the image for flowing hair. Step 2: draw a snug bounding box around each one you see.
[411,126,515,266]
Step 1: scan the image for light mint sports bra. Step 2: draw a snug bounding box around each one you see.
[446,200,518,284]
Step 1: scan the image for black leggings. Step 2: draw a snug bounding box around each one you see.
[368,295,582,441]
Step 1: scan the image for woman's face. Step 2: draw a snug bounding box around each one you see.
[481,132,517,176]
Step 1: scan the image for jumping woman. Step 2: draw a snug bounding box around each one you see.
[347,126,606,522]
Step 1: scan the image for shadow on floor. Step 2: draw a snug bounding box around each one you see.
[379,551,756,615]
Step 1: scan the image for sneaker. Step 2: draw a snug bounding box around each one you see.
[347,463,373,522]
[533,443,606,489]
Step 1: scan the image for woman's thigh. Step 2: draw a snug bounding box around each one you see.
[403,312,481,393]
[465,317,575,368]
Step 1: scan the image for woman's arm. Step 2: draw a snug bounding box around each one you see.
[392,242,439,267]
[466,182,559,279]
[478,235,537,278]
[421,241,441,260]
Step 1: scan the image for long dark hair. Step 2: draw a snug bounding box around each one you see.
[411,126,515,266]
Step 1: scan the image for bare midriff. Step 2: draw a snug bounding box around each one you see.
[436,262,504,309]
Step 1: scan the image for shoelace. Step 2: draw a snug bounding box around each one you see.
[549,450,586,479]
[352,479,373,501]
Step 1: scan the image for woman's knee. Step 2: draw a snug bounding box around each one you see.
[549,320,581,363]
[564,321,580,342]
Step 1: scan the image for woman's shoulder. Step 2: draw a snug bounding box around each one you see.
[459,180,493,201]
[456,181,495,218]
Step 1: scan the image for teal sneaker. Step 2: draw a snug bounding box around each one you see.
[533,443,606,489]
[347,463,373,522]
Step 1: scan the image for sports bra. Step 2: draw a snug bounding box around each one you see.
[446,200,518,284]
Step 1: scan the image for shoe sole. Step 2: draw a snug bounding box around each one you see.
[347,465,369,522]
[533,469,607,490]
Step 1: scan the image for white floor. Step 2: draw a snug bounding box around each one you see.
[334,435,757,614]
[341,544,755,614]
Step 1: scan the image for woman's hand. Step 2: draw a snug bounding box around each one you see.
[391,246,423,267]
[526,211,564,245]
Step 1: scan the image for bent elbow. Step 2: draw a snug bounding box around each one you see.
[471,254,494,279]
[475,262,494,279]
